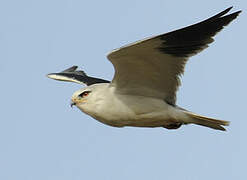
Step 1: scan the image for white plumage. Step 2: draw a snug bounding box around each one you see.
[48,7,241,131]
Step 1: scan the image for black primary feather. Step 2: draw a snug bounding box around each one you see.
[158,7,241,57]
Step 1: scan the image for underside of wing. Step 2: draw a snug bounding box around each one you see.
[107,7,241,105]
[47,66,110,86]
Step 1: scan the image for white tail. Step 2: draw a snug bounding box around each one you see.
[183,111,229,131]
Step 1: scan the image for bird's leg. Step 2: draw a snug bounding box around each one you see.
[163,122,182,130]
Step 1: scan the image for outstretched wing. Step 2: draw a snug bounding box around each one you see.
[47,66,109,86]
[107,7,241,105]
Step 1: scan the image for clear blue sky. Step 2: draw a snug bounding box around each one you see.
[0,0,246,179]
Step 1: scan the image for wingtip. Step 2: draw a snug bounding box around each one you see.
[223,6,242,16]
[46,73,57,80]
[226,6,233,12]
[217,6,233,17]
[207,6,241,22]
[61,65,78,72]
[234,9,242,16]
[46,73,52,78]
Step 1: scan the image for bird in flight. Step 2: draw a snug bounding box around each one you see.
[47,7,241,131]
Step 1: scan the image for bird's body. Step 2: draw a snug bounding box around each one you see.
[72,83,179,128]
[71,83,228,130]
[47,7,241,131]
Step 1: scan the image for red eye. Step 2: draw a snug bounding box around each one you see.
[78,91,91,98]
[83,92,89,96]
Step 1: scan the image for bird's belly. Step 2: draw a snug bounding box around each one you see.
[78,94,183,128]
[89,113,127,127]
[78,105,132,127]
[88,105,177,128]
[123,111,178,127]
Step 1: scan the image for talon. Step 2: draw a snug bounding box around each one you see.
[164,123,182,130]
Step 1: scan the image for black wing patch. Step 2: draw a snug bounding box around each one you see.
[158,7,241,57]
[47,66,110,86]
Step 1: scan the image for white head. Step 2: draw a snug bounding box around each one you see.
[71,83,110,115]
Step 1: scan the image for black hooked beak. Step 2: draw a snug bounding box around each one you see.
[70,102,76,108]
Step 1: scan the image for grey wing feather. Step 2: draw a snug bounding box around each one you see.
[107,7,241,105]
[47,66,110,86]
